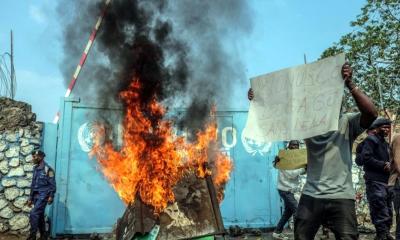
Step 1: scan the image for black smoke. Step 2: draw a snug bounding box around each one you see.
[57,0,252,136]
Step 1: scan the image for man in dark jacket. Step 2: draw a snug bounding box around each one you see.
[359,118,392,240]
[27,150,56,240]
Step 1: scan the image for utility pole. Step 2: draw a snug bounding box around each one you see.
[10,30,14,99]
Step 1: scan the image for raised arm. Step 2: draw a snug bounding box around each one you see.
[392,135,400,174]
[342,63,378,128]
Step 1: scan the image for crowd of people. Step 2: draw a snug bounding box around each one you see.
[249,63,400,240]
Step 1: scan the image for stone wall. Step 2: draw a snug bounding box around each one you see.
[0,97,43,234]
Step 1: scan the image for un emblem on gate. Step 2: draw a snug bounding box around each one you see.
[77,122,106,152]
[241,127,272,156]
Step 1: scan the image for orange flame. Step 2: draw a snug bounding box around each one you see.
[91,80,232,213]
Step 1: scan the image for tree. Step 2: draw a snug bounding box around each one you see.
[321,0,400,122]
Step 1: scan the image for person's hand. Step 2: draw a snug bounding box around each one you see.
[248,88,254,101]
[26,200,33,207]
[341,63,353,83]
[384,162,391,172]
[47,197,53,205]
[273,156,280,167]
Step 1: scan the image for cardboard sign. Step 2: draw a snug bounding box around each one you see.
[243,54,345,141]
[276,149,307,170]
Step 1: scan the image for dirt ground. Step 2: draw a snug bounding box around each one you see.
[0,231,383,240]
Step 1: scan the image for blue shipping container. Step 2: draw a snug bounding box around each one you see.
[45,98,284,236]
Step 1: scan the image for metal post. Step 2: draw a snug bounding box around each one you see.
[10,30,14,99]
[375,66,384,111]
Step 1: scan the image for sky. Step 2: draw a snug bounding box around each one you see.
[0,0,365,122]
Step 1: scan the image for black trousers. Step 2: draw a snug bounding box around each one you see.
[275,190,298,233]
[365,180,393,237]
[294,194,358,240]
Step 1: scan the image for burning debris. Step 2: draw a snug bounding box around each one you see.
[116,174,225,240]
[90,79,232,212]
[90,79,231,239]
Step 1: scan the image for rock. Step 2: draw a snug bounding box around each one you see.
[0,141,7,152]
[5,146,19,158]
[26,173,33,180]
[9,204,21,213]
[0,222,9,232]
[20,145,34,156]
[34,122,43,132]
[9,214,29,230]
[33,134,41,140]
[20,226,30,234]
[4,187,21,201]
[23,163,34,172]
[0,161,9,174]
[5,133,18,143]
[0,206,14,218]
[8,157,19,167]
[18,128,24,137]
[24,189,30,196]
[23,128,32,138]
[0,152,4,160]
[13,196,28,209]
[30,138,41,145]
[1,178,16,187]
[0,198,8,209]
[20,138,29,147]
[25,155,33,163]
[7,166,24,177]
[16,179,31,188]
[22,205,31,212]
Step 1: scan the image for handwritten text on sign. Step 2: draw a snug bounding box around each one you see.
[243,54,345,141]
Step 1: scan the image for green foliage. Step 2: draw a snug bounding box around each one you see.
[321,0,400,116]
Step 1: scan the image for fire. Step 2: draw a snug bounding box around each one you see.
[91,79,232,213]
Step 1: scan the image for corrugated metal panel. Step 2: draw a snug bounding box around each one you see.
[47,99,284,236]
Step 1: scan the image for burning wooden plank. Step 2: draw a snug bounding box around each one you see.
[116,174,224,240]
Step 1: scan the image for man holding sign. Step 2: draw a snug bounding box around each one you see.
[248,60,377,239]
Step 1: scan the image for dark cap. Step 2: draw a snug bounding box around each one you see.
[368,118,392,130]
[288,140,300,146]
[32,150,46,157]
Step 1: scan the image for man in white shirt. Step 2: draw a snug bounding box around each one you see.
[272,140,306,240]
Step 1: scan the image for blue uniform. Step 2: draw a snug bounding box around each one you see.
[29,161,56,238]
[359,134,392,239]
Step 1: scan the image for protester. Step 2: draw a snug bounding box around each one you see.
[272,140,305,240]
[27,150,56,240]
[389,133,400,239]
[248,62,378,239]
[357,118,393,240]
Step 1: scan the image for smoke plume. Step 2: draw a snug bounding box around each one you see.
[57,0,252,135]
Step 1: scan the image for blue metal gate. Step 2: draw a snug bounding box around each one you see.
[46,98,284,236]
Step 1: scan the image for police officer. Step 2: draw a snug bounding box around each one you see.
[27,150,56,240]
[359,118,393,240]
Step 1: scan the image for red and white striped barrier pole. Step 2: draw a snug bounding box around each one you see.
[53,0,111,124]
